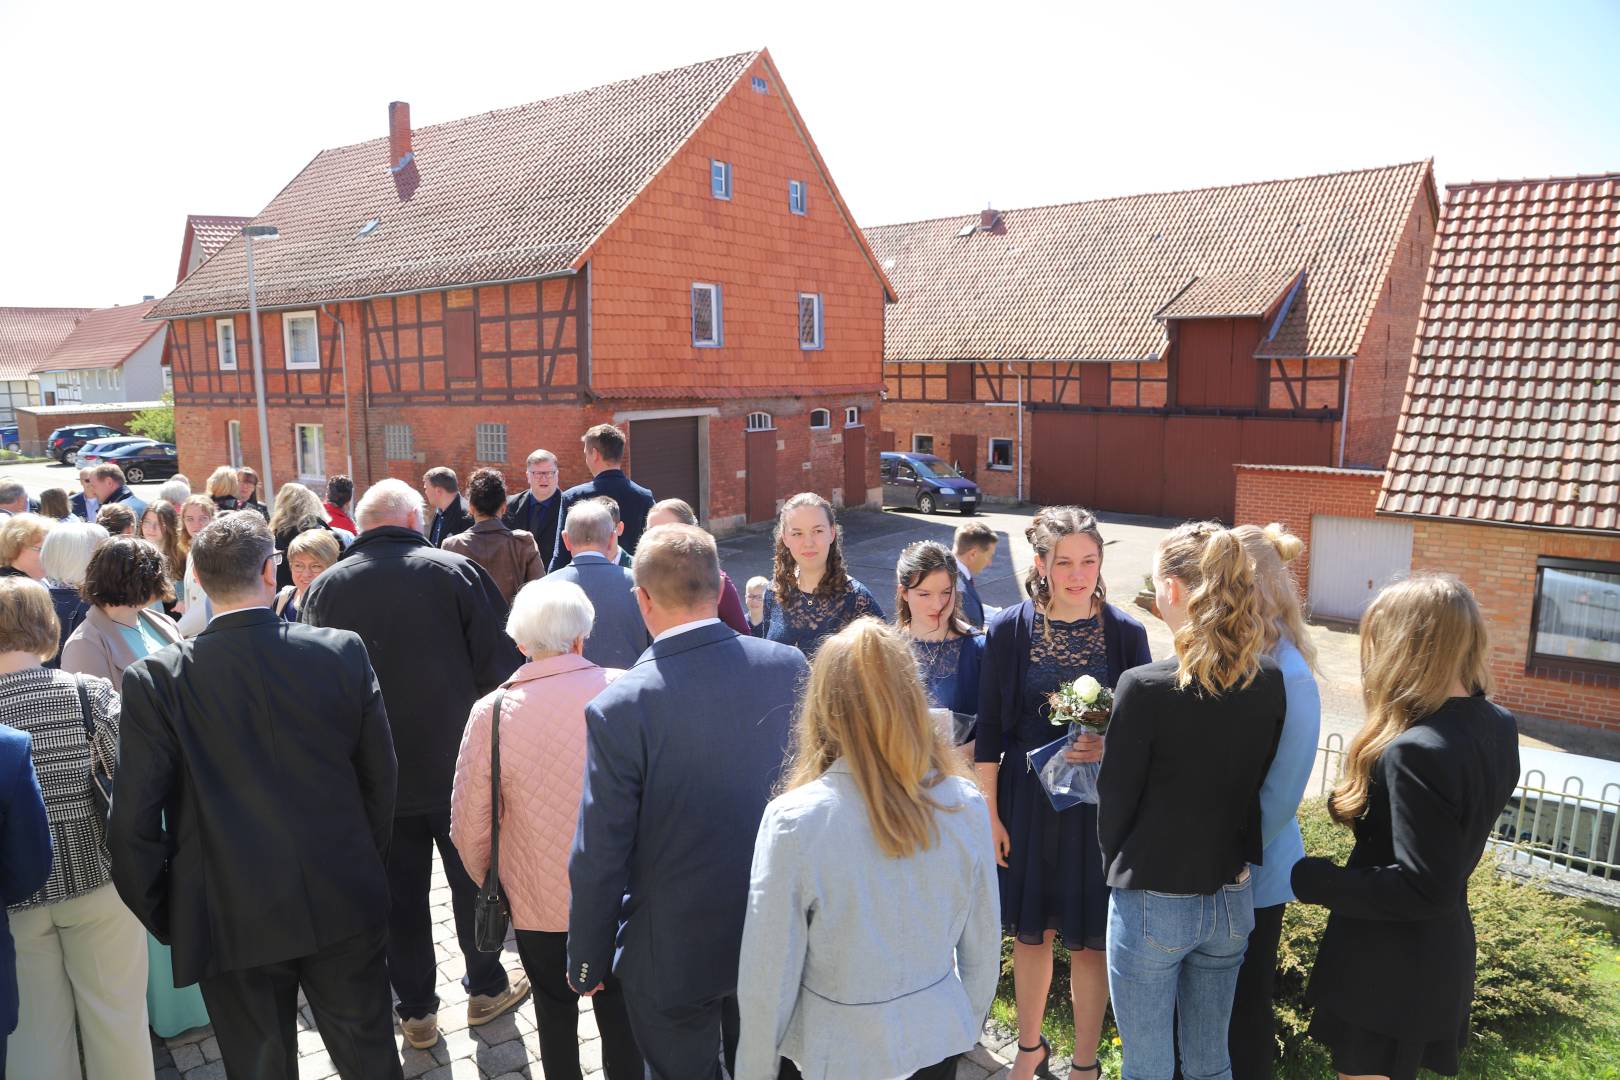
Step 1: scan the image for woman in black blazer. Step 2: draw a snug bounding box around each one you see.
[1096,522,1286,1080]
[1291,576,1519,1080]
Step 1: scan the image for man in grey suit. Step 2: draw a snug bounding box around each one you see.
[547,500,649,669]
[567,524,808,1080]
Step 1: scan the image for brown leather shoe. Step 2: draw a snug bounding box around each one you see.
[466,973,531,1026]
[399,1013,439,1050]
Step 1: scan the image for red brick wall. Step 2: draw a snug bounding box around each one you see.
[18,405,149,453]
[883,400,1030,501]
[1232,464,1385,589]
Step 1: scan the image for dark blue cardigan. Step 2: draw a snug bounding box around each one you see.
[975,599,1153,763]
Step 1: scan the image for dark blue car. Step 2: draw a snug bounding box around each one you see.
[880,452,981,515]
[99,440,179,484]
[0,425,18,453]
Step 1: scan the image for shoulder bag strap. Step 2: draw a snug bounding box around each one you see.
[74,673,94,740]
[488,688,506,884]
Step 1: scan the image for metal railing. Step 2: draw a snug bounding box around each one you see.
[1314,733,1345,795]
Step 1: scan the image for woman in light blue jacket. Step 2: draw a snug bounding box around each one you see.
[735,617,1000,1080]
[1229,523,1323,1079]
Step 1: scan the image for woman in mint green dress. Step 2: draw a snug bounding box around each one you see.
[60,537,212,1037]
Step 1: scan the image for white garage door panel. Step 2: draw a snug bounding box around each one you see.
[1308,515,1414,622]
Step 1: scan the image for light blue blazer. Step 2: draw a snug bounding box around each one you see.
[1254,637,1322,907]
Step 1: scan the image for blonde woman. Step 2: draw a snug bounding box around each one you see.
[274,529,341,622]
[1096,522,1287,1080]
[735,618,998,1080]
[176,496,219,636]
[205,466,240,512]
[0,512,51,580]
[268,483,336,590]
[1291,577,1518,1080]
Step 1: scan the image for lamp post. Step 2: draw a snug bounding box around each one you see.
[242,225,280,495]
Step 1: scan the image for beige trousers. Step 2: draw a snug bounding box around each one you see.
[7,882,155,1080]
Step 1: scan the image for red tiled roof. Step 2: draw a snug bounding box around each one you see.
[868,161,1433,363]
[152,52,760,319]
[177,215,252,283]
[1379,173,1620,533]
[0,307,93,380]
[32,302,163,373]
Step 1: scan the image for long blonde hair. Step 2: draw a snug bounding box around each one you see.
[783,617,969,858]
[268,483,328,537]
[1157,521,1267,694]
[1232,523,1319,672]
[1329,576,1490,825]
[206,466,239,500]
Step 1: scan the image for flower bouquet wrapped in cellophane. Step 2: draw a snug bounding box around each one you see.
[1026,674,1113,810]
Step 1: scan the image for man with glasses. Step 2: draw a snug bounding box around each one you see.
[69,467,99,521]
[502,448,562,565]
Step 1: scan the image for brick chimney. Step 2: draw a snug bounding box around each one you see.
[388,101,413,172]
[980,207,1005,235]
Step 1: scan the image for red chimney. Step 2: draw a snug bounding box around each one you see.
[388,101,412,172]
[980,207,1005,234]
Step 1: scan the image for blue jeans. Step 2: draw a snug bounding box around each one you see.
[1107,875,1255,1080]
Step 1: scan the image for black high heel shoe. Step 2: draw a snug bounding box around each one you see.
[1015,1034,1056,1079]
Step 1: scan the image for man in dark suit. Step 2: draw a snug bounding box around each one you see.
[422,466,474,546]
[109,511,403,1079]
[300,479,527,1051]
[502,448,563,561]
[549,424,654,571]
[1,720,52,1077]
[953,520,999,628]
[568,524,807,1079]
[87,462,145,522]
[547,500,649,669]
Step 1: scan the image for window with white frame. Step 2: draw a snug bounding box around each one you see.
[798,293,823,350]
[227,420,243,467]
[282,311,320,369]
[476,422,508,462]
[294,423,325,479]
[383,424,414,461]
[789,179,807,215]
[746,412,773,432]
[710,160,732,200]
[989,438,1014,470]
[93,371,103,389]
[217,318,237,370]
[845,405,860,426]
[809,408,830,430]
[692,284,722,347]
[912,433,934,454]
[112,368,121,389]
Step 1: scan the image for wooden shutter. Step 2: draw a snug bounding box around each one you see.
[446,308,477,381]
[946,364,974,401]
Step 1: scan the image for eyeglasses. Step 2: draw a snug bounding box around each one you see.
[268,550,284,567]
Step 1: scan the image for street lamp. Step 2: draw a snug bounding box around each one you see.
[242,224,280,495]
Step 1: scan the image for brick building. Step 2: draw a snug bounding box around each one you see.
[1239,173,1620,731]
[150,50,893,530]
[867,161,1438,520]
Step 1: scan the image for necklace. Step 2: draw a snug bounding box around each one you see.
[911,635,958,681]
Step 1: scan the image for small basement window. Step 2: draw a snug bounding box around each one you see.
[692,284,723,348]
[912,433,934,454]
[989,437,1014,470]
[476,422,508,463]
[789,180,807,215]
[809,408,830,430]
[746,412,773,432]
[710,160,732,200]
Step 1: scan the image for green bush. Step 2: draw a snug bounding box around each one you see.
[127,393,175,444]
[1277,799,1604,1055]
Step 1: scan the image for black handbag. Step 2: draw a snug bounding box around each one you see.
[472,688,511,952]
[77,675,114,827]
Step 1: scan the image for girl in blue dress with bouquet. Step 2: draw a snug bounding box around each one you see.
[975,506,1151,1080]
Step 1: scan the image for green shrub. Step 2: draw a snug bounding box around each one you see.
[127,393,175,444]
[1277,799,1604,1055]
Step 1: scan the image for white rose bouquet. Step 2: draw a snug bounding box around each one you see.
[1047,674,1115,735]
[1029,674,1114,809]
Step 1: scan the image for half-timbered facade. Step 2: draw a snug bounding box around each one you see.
[152,50,893,529]
[869,162,1438,521]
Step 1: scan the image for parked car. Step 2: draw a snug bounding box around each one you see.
[0,425,18,453]
[47,424,125,465]
[879,451,981,515]
[99,440,179,484]
[75,436,154,467]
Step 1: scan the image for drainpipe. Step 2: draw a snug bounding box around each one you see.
[323,304,355,478]
[1337,357,1355,467]
[1015,366,1025,502]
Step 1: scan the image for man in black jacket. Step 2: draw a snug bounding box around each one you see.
[110,511,403,1079]
[300,479,528,1050]
[501,448,562,560]
[422,466,474,547]
[549,423,654,571]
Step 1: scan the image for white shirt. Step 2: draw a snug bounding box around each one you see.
[955,556,974,584]
[653,617,723,644]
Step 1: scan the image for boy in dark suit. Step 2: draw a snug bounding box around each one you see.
[549,424,654,570]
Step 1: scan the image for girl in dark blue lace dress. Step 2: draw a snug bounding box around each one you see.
[894,541,984,747]
[755,493,883,656]
[975,507,1151,1080]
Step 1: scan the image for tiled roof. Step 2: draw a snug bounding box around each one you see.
[177,215,252,283]
[33,302,163,373]
[152,52,760,319]
[868,161,1432,362]
[0,307,93,380]
[1379,173,1619,533]
[1156,265,1303,321]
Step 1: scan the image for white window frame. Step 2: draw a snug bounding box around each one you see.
[93,370,103,389]
[808,408,830,430]
[912,433,934,454]
[789,179,807,215]
[710,159,732,201]
[746,411,773,432]
[383,423,414,461]
[111,367,122,389]
[475,422,508,463]
[294,423,325,480]
[692,283,723,348]
[216,318,238,370]
[227,420,243,467]
[845,405,861,427]
[798,293,824,351]
[988,437,1015,471]
[282,311,321,370]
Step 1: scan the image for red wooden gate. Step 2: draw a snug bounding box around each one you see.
[842,424,868,508]
[746,428,777,523]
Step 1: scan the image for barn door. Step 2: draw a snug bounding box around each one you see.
[1308,515,1413,621]
[746,427,777,523]
[842,424,868,508]
[952,433,978,479]
[629,417,701,515]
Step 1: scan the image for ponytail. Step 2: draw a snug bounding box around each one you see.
[1159,522,1267,694]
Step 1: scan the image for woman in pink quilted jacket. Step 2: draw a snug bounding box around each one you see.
[451,578,644,1080]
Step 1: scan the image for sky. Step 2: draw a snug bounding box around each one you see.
[1,0,1617,308]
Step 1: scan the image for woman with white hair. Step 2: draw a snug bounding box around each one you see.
[39,522,108,669]
[156,478,192,510]
[451,579,643,1080]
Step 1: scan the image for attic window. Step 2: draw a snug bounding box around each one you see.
[751,76,769,93]
[956,222,977,238]
[357,218,381,238]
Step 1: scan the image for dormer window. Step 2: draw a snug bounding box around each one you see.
[710,160,732,201]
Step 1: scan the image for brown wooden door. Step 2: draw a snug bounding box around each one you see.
[746,428,777,523]
[843,425,868,507]
[952,434,977,478]
[629,417,701,514]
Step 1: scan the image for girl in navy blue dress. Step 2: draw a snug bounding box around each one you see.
[894,541,985,749]
[975,507,1151,1080]
[755,492,883,656]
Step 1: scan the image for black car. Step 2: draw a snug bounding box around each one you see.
[99,440,179,484]
[47,424,124,465]
[879,452,981,515]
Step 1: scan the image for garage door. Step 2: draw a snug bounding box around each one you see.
[1308,515,1414,622]
[628,417,702,518]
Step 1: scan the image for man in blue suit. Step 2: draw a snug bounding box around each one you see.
[953,520,999,629]
[549,424,654,571]
[1,725,53,1076]
[567,524,807,1079]
[547,500,649,669]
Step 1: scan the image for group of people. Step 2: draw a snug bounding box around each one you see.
[0,418,1522,1080]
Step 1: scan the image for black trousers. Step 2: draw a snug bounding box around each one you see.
[1228,902,1287,1080]
[622,989,740,1080]
[513,929,642,1080]
[386,810,509,1019]
[777,1054,960,1079]
[198,927,403,1080]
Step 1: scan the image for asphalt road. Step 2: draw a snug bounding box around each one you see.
[1,457,172,501]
